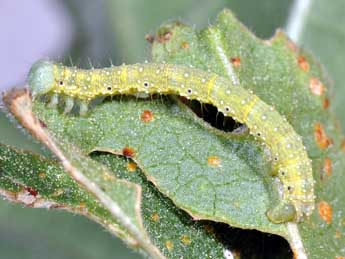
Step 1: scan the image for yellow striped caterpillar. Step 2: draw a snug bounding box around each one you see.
[27,60,315,223]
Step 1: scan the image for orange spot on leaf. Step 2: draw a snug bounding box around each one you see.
[157,31,172,43]
[208,156,221,167]
[297,56,310,72]
[127,162,137,172]
[335,230,342,239]
[165,240,174,251]
[323,98,330,109]
[122,147,135,158]
[39,119,47,128]
[293,250,298,259]
[323,158,332,178]
[38,172,46,178]
[336,257,345,259]
[181,42,189,49]
[309,78,325,96]
[79,201,86,208]
[230,57,241,67]
[151,213,160,222]
[180,235,192,245]
[25,187,38,197]
[314,123,332,149]
[141,110,154,123]
[145,34,154,44]
[319,201,332,224]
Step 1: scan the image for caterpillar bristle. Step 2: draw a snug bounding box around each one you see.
[64,97,74,114]
[47,94,59,108]
[79,102,89,116]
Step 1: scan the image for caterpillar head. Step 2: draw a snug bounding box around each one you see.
[28,60,54,98]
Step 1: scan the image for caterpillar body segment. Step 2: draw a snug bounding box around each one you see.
[28,60,315,223]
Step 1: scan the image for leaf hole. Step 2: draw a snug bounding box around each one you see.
[180,98,244,133]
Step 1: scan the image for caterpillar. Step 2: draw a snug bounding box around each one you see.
[27,60,315,224]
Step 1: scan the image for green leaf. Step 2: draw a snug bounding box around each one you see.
[0,143,241,259]
[33,92,287,229]
[287,0,345,130]
[2,90,162,258]
[0,144,134,243]
[285,1,345,257]
[92,153,235,259]
[26,9,345,258]
[3,7,345,258]
[152,9,345,258]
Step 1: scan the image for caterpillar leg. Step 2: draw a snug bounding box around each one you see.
[64,97,74,114]
[79,102,89,116]
[47,94,59,108]
[232,124,248,135]
[266,201,296,223]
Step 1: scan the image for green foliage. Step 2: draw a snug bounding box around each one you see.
[297,1,345,130]
[151,10,345,258]
[1,3,345,259]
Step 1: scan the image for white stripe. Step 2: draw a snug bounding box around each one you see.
[211,30,240,86]
[286,0,313,42]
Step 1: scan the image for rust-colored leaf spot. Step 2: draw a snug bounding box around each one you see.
[39,119,47,128]
[336,257,345,259]
[151,212,160,222]
[122,147,135,158]
[157,30,172,43]
[323,98,330,109]
[79,201,86,208]
[230,57,241,67]
[127,162,137,172]
[181,41,189,49]
[140,110,154,123]
[145,34,154,44]
[25,186,38,197]
[297,56,310,72]
[314,123,332,149]
[180,235,192,245]
[38,172,46,178]
[208,156,221,167]
[319,201,332,224]
[323,157,332,178]
[165,240,174,251]
[335,230,342,239]
[309,77,325,96]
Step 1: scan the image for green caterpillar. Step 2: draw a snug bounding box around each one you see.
[28,60,315,223]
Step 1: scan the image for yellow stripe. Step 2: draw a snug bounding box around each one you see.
[242,95,259,120]
[165,65,169,89]
[207,75,218,100]
[120,66,127,85]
